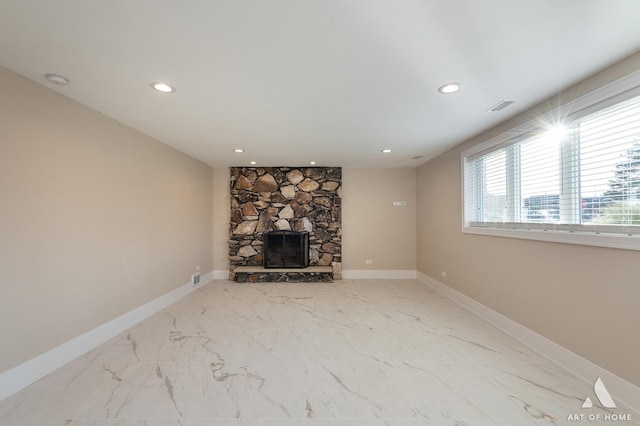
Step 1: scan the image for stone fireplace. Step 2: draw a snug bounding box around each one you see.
[228,167,342,282]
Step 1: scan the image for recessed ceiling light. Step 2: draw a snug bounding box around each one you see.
[45,73,69,86]
[233,148,244,153]
[438,82,463,94]
[250,161,256,165]
[381,149,392,153]
[310,161,316,165]
[151,82,175,93]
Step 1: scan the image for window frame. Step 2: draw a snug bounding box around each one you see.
[461,70,640,251]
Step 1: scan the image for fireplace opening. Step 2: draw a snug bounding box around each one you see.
[263,230,309,268]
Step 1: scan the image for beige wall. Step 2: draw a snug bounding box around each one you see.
[342,168,416,271]
[212,167,231,272]
[0,67,213,374]
[211,167,417,272]
[416,52,640,387]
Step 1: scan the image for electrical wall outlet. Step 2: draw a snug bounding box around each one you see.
[365,259,373,264]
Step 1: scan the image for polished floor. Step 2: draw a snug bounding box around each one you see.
[0,279,633,425]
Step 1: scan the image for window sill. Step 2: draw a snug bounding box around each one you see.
[462,225,640,251]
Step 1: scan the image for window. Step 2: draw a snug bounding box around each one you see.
[463,71,640,250]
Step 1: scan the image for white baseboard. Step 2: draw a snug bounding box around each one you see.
[213,269,230,280]
[416,271,640,416]
[200,270,214,284]
[0,271,214,403]
[342,269,417,279]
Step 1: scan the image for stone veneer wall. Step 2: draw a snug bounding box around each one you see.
[229,167,342,279]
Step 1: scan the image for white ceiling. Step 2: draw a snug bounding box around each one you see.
[1,1,640,168]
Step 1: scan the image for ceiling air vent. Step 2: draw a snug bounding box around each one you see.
[487,100,515,112]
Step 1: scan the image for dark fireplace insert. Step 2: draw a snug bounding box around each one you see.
[263,230,309,268]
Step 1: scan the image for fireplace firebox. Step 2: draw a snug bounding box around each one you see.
[263,231,309,268]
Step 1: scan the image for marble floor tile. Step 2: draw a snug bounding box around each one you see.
[0,279,637,425]
[163,361,307,419]
[305,361,416,419]
[303,420,423,426]
[388,328,548,365]
[309,327,396,363]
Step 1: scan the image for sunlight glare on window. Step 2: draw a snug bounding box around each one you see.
[545,124,569,144]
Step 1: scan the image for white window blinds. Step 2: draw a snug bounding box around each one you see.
[464,92,640,236]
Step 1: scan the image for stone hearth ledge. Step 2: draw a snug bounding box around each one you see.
[233,266,332,273]
[229,262,341,282]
